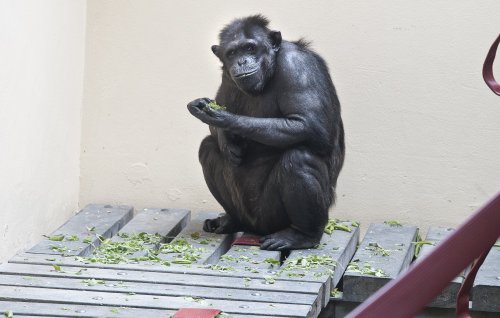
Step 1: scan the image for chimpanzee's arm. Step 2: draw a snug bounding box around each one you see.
[188,93,330,149]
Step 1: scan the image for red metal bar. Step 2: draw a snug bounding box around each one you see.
[483,33,500,96]
[346,192,500,318]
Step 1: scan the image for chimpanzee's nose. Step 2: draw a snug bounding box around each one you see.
[238,58,247,66]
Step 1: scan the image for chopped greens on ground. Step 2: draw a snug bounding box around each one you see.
[202,264,235,272]
[76,232,168,265]
[264,275,276,284]
[412,240,435,257]
[45,234,65,241]
[324,218,353,234]
[330,288,341,298]
[82,278,106,286]
[4,311,13,318]
[66,234,79,241]
[264,258,280,266]
[384,220,402,227]
[280,254,335,278]
[365,242,391,256]
[159,238,204,264]
[346,260,388,277]
[49,245,69,254]
[52,264,63,272]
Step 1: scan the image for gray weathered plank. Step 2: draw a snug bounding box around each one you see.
[0,301,171,318]
[10,251,326,286]
[0,263,322,295]
[342,223,418,302]
[0,301,277,318]
[158,211,234,265]
[472,241,500,312]
[115,208,190,238]
[0,285,314,317]
[0,273,317,305]
[417,227,464,309]
[27,204,133,256]
[10,251,325,283]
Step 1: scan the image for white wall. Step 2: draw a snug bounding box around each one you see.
[81,1,500,234]
[0,0,86,262]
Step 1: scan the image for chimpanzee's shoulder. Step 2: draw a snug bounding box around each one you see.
[276,41,330,88]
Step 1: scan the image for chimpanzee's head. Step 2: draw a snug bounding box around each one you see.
[211,15,282,95]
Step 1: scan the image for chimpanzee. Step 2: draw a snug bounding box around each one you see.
[187,15,344,250]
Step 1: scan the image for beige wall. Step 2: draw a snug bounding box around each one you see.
[0,0,86,262]
[81,1,500,234]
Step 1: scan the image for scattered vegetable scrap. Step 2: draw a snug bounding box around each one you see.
[82,278,105,286]
[346,260,387,277]
[324,218,353,234]
[45,234,65,241]
[75,232,170,265]
[384,220,402,227]
[281,254,335,278]
[412,240,435,257]
[330,288,341,298]
[365,242,391,256]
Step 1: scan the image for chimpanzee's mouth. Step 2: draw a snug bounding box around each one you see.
[234,69,258,78]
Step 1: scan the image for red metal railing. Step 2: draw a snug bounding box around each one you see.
[346,34,500,318]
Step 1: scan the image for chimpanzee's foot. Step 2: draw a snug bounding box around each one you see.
[260,228,320,251]
[203,214,241,234]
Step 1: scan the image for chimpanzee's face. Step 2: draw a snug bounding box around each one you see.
[212,27,281,95]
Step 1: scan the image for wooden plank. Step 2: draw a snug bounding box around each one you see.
[283,221,359,308]
[9,252,325,283]
[0,285,314,317]
[0,273,317,305]
[416,227,464,309]
[115,208,190,237]
[0,301,279,318]
[342,223,418,302]
[0,301,170,318]
[158,211,234,265]
[471,241,500,312]
[27,204,133,256]
[0,263,323,295]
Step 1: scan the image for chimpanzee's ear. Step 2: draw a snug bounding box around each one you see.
[270,31,282,51]
[211,45,220,57]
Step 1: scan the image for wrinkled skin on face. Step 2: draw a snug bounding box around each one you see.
[187,15,345,251]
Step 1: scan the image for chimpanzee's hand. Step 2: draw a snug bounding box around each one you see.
[187,97,231,128]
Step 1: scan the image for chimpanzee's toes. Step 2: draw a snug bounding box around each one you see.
[260,228,319,250]
[203,218,218,232]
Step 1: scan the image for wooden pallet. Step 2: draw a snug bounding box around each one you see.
[1,205,499,317]
[0,204,358,318]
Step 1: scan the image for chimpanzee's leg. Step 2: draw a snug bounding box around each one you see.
[260,147,331,250]
[198,135,243,234]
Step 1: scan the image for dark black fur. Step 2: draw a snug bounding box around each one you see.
[187,15,345,250]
